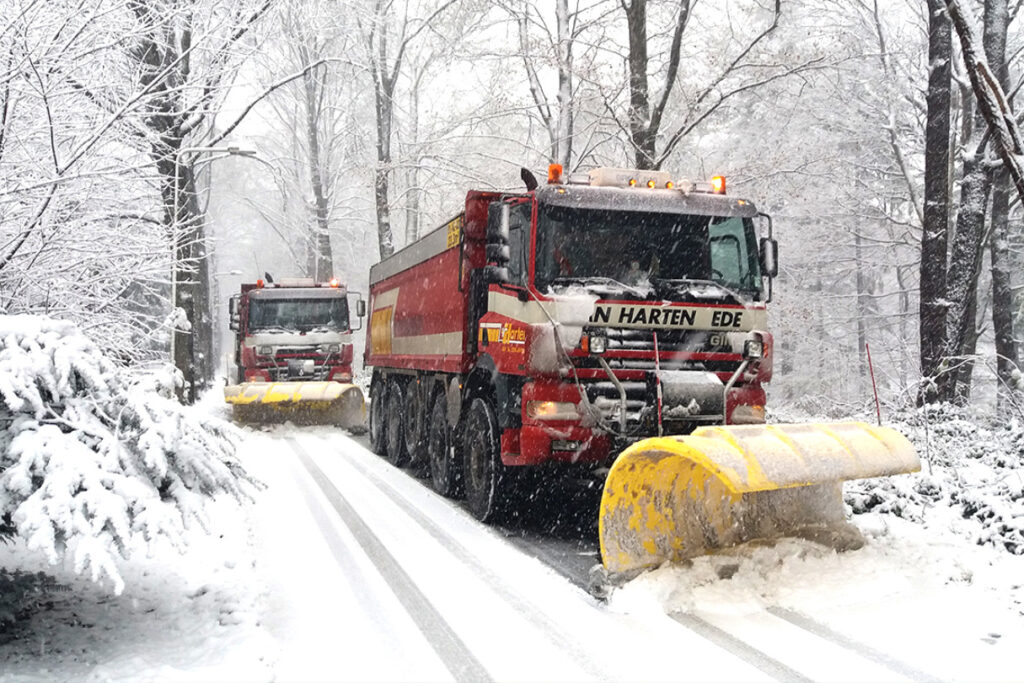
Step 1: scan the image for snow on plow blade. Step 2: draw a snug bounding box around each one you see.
[599,422,920,576]
[223,382,366,428]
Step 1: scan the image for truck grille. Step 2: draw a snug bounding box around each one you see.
[264,363,332,381]
[583,380,650,431]
[605,327,698,353]
[274,345,320,357]
[584,327,739,373]
[582,371,727,436]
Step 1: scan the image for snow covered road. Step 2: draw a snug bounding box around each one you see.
[248,428,1024,683]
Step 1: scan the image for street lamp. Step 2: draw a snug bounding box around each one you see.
[171,146,257,404]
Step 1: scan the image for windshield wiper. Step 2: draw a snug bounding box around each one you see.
[251,325,293,334]
[652,278,747,304]
[551,276,649,297]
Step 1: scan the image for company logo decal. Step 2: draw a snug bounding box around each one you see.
[480,322,526,353]
[445,215,463,249]
[589,304,753,330]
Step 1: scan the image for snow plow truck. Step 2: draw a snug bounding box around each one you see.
[223,277,366,428]
[365,165,920,577]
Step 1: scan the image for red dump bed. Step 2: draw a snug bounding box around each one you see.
[365,191,500,374]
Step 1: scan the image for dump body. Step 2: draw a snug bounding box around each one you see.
[224,278,365,428]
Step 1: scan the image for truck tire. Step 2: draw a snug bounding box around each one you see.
[385,378,409,467]
[369,377,388,455]
[403,381,425,468]
[462,396,513,522]
[427,391,461,498]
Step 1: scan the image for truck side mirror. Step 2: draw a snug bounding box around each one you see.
[487,203,511,243]
[481,202,512,286]
[348,292,365,331]
[228,294,240,332]
[482,265,510,285]
[760,237,779,278]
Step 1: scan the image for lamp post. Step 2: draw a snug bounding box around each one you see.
[171,146,256,404]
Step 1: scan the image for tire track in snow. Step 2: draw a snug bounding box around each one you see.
[318,433,610,681]
[290,438,492,683]
[670,612,814,682]
[766,607,943,683]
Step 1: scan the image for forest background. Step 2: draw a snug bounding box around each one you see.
[1,0,1022,417]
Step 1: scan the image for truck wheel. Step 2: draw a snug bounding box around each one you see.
[403,381,425,468]
[385,379,409,467]
[462,396,512,522]
[369,377,388,455]
[427,391,461,497]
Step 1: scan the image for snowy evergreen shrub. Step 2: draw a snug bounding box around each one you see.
[844,405,1024,555]
[0,315,251,593]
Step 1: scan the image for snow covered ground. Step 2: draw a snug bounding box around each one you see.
[2,419,1024,681]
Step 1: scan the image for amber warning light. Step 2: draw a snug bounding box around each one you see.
[548,163,563,184]
[711,175,726,194]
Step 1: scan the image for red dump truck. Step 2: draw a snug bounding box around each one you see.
[364,166,919,574]
[223,277,365,427]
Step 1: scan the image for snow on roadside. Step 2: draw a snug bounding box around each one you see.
[607,404,1024,681]
[0,486,275,681]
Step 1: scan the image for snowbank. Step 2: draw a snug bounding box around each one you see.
[843,405,1024,555]
[0,315,253,593]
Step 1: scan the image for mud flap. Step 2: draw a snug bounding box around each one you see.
[598,422,920,576]
[223,382,366,429]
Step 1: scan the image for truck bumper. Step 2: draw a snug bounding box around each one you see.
[501,426,611,466]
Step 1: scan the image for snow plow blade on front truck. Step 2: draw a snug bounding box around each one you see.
[599,422,920,576]
[223,381,366,428]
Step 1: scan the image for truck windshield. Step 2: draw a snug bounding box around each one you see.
[248,297,349,333]
[535,204,762,298]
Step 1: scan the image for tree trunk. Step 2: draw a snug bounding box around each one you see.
[373,67,395,259]
[982,0,1019,409]
[555,0,573,168]
[406,72,421,244]
[162,148,199,404]
[187,167,213,396]
[919,0,952,404]
[623,0,656,169]
[300,51,333,281]
[855,231,869,393]
[944,153,991,403]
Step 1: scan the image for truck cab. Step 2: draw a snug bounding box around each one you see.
[474,167,778,464]
[229,278,364,385]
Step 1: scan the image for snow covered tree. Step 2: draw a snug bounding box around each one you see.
[358,0,460,259]
[945,0,1024,408]
[0,315,252,593]
[920,0,953,403]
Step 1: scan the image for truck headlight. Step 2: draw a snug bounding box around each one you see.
[326,344,341,354]
[743,340,763,360]
[258,345,273,356]
[526,401,579,420]
[588,333,608,355]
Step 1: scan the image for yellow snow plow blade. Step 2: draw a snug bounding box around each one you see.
[599,422,919,575]
[223,382,365,429]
